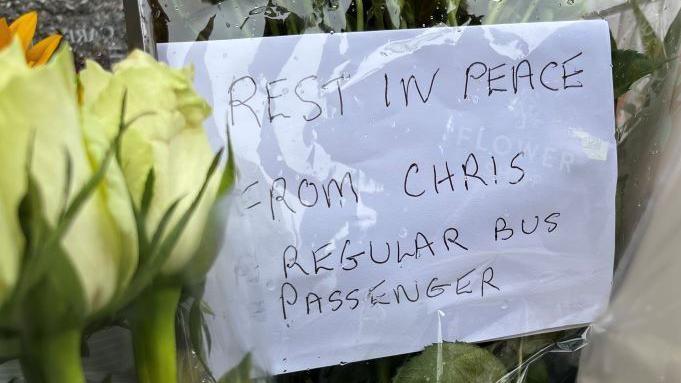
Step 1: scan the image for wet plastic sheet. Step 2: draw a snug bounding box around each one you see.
[159,20,617,376]
[577,101,681,382]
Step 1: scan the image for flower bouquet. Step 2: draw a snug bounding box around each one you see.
[0,10,234,383]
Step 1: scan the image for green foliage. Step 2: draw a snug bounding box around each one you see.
[0,87,133,383]
[218,137,237,197]
[664,7,681,58]
[0,335,20,361]
[630,0,664,58]
[219,354,252,383]
[612,49,659,98]
[106,145,226,314]
[393,343,506,383]
[3,93,132,335]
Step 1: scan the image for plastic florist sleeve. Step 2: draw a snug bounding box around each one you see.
[125,0,681,382]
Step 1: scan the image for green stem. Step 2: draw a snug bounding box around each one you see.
[521,0,541,23]
[281,1,299,35]
[20,328,85,383]
[447,0,461,26]
[130,286,182,383]
[375,4,385,30]
[377,358,391,383]
[485,0,507,25]
[268,18,282,36]
[516,338,524,383]
[356,0,365,31]
[403,2,416,28]
[286,15,300,35]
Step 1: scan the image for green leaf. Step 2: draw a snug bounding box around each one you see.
[188,297,203,348]
[115,90,129,164]
[18,243,87,334]
[51,93,133,250]
[386,0,405,28]
[179,141,235,284]
[150,198,182,250]
[393,343,506,383]
[664,8,681,58]
[612,49,659,98]
[630,0,665,59]
[140,169,156,220]
[0,336,20,360]
[13,138,89,321]
[115,198,181,306]
[195,14,216,41]
[36,245,88,329]
[129,169,155,264]
[16,172,52,296]
[54,153,109,238]
[117,149,224,307]
[219,354,252,383]
[58,149,74,221]
[525,360,549,383]
[218,138,236,197]
[366,0,388,30]
[490,333,555,370]
[188,297,213,367]
[180,199,228,285]
[155,148,224,273]
[13,93,133,326]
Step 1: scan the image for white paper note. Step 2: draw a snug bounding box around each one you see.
[159,20,616,376]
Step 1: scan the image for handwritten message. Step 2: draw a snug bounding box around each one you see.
[159,20,616,376]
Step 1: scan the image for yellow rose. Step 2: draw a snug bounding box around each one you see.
[79,50,217,277]
[80,50,226,383]
[0,42,27,309]
[0,42,137,316]
[0,40,139,383]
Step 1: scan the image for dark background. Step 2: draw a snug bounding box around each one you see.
[1,0,128,68]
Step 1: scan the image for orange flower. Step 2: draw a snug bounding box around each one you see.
[0,11,62,67]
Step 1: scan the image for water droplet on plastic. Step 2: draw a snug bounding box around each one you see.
[328,0,340,10]
[249,6,266,15]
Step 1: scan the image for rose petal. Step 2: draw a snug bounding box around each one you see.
[27,34,62,67]
[9,11,37,52]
